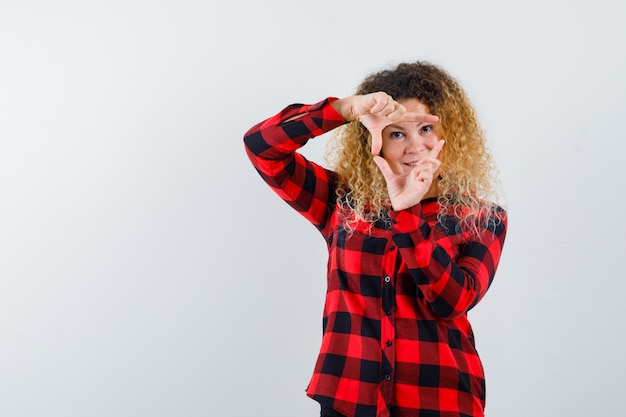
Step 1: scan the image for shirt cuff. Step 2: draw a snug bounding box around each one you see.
[389,204,429,238]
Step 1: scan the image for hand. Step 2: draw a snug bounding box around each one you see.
[352,93,406,155]
[331,92,438,155]
[362,110,439,156]
[373,139,445,210]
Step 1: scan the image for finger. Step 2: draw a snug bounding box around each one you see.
[400,112,439,124]
[372,101,399,119]
[368,92,390,113]
[370,94,406,119]
[372,155,395,181]
[370,129,382,156]
[428,139,445,159]
[415,171,434,187]
[413,157,442,173]
[385,104,407,121]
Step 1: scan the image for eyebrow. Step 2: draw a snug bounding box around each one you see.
[385,122,430,130]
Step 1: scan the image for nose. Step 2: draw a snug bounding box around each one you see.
[405,133,428,154]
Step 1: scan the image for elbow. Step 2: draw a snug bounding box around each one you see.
[243,125,270,157]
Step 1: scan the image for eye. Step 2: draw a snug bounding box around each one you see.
[420,124,434,134]
[389,131,405,139]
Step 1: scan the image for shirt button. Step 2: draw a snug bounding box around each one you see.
[384,276,391,283]
[385,310,391,316]
[384,374,391,381]
[386,340,392,347]
[389,245,396,251]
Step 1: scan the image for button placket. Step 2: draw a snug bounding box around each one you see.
[379,243,397,410]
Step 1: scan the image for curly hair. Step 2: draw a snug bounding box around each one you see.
[324,61,503,235]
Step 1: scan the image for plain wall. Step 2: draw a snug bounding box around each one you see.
[1,1,624,416]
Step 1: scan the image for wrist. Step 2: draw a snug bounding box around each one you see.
[330,96,357,122]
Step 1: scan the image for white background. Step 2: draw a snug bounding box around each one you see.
[1,1,625,416]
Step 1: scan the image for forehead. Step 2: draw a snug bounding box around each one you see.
[397,98,430,114]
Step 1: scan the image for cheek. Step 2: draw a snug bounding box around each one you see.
[381,141,403,160]
[425,133,441,146]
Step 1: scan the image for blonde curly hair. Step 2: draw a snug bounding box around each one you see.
[325,61,503,235]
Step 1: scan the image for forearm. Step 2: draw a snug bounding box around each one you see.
[391,204,507,319]
[244,98,345,161]
[243,98,346,228]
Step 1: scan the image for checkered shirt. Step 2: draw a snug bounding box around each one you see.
[243,98,508,417]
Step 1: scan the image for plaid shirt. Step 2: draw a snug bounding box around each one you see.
[244,98,507,417]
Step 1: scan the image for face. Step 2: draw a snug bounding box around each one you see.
[381,99,441,175]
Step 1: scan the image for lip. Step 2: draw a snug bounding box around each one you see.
[404,161,420,166]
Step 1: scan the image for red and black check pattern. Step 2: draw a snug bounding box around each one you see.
[244,99,507,417]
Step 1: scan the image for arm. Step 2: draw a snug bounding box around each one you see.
[391,205,507,319]
[243,98,346,228]
[243,93,438,228]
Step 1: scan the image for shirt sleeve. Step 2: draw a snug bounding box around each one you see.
[390,203,508,319]
[243,98,347,229]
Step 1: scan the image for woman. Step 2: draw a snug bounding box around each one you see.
[243,61,507,417]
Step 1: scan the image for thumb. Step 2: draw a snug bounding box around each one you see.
[370,129,382,155]
[373,155,394,181]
